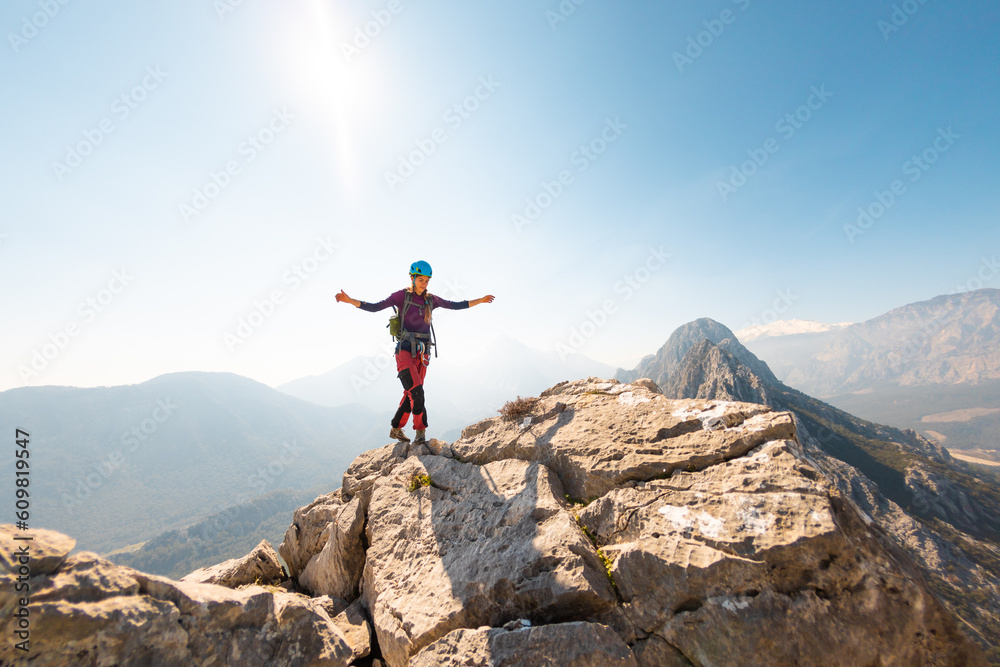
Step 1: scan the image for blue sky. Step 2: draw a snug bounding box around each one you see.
[1,0,998,391]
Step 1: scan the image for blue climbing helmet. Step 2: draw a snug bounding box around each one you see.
[409,260,432,278]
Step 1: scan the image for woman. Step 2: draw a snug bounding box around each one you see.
[336,260,494,445]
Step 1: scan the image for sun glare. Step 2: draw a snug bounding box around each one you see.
[274,0,391,194]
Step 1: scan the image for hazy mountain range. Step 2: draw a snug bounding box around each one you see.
[1,372,385,554]
[742,289,1000,395]
[739,289,1000,460]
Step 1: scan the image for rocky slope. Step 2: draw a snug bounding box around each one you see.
[619,319,1000,660]
[2,378,988,666]
[0,527,368,665]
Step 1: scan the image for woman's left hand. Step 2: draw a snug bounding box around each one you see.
[473,295,495,306]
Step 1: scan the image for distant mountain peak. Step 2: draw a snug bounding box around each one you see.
[661,339,771,405]
[616,317,778,387]
[735,319,853,342]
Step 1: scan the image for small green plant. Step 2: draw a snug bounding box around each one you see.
[498,396,539,422]
[565,494,588,508]
[408,473,433,492]
[573,514,600,548]
[596,548,618,592]
[572,515,619,593]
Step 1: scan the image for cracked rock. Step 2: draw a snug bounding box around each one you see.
[362,456,616,666]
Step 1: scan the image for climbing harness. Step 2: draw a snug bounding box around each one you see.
[388,290,438,358]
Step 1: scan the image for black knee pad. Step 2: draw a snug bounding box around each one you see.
[398,369,414,391]
[410,384,425,413]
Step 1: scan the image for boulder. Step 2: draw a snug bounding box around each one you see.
[425,437,454,458]
[331,598,374,662]
[452,378,792,500]
[181,539,284,588]
[410,621,638,666]
[0,525,355,667]
[577,437,986,666]
[30,553,140,603]
[342,440,411,502]
[27,596,190,666]
[279,490,348,581]
[362,455,617,667]
[0,525,75,576]
[299,497,366,600]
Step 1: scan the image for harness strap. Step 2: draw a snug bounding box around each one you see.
[400,291,438,358]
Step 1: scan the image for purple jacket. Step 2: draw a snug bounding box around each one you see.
[359,289,469,335]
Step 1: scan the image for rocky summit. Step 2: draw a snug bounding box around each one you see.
[2,379,987,666]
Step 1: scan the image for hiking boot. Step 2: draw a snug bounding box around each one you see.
[390,427,410,443]
[413,429,427,445]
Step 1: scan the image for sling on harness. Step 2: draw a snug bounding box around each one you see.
[388,290,438,358]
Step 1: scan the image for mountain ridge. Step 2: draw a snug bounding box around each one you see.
[742,288,1000,396]
[738,289,1000,457]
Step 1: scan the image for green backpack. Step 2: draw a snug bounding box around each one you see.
[388,291,424,341]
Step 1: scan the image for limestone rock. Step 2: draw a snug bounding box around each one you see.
[426,437,454,458]
[27,596,190,665]
[645,321,1000,653]
[410,621,638,666]
[453,378,791,500]
[279,489,348,581]
[0,524,355,667]
[299,496,366,600]
[342,440,410,501]
[576,437,986,666]
[312,594,350,618]
[31,553,140,603]
[630,377,662,394]
[181,539,284,588]
[331,598,373,662]
[362,455,617,667]
[630,634,694,667]
[0,525,75,576]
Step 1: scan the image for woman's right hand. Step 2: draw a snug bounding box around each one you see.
[336,290,357,306]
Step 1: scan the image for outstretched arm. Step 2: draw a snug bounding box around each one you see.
[336,290,361,307]
[469,295,495,307]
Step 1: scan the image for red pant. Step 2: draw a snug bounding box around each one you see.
[393,350,429,430]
